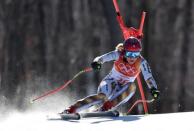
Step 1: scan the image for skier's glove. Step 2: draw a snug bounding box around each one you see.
[150,88,160,100]
[91,62,101,71]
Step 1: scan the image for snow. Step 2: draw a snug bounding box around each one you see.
[0,111,194,131]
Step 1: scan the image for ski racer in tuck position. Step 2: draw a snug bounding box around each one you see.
[61,37,160,114]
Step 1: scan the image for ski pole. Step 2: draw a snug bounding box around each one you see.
[31,67,93,103]
[127,99,155,115]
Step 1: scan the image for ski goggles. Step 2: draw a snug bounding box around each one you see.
[125,51,140,58]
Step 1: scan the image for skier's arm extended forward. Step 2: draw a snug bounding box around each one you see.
[93,51,119,64]
[91,51,119,71]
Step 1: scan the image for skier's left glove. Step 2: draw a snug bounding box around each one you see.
[91,61,101,71]
[150,88,160,100]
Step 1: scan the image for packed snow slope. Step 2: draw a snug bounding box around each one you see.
[0,111,194,131]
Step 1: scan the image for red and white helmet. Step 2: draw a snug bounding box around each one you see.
[123,37,142,52]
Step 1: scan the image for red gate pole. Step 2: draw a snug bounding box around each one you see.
[137,75,148,114]
[112,0,149,114]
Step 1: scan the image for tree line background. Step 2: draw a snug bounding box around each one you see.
[0,0,194,114]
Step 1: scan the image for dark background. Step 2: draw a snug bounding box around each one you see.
[0,0,194,114]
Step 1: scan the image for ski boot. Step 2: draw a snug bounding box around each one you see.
[98,101,113,111]
[58,106,81,120]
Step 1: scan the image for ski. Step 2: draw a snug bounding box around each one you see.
[60,113,81,120]
[80,110,119,118]
[47,111,119,121]
[47,113,80,120]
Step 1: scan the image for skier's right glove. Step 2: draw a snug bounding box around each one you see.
[150,88,160,100]
[91,61,101,71]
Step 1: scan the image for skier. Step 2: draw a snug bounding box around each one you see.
[61,37,160,114]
